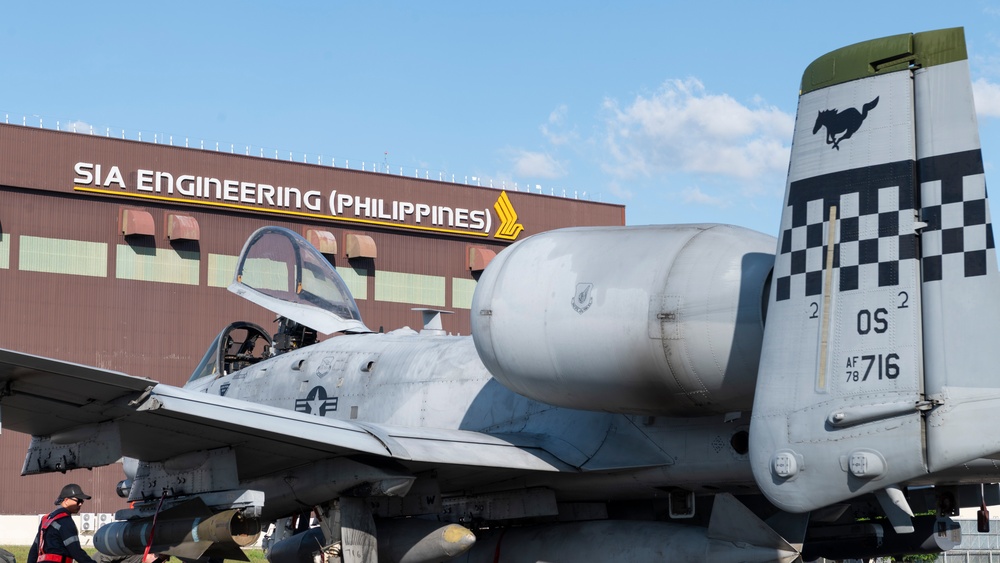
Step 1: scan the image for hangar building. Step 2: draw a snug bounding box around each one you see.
[0,122,624,514]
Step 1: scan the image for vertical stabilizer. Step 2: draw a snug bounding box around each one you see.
[750,28,998,513]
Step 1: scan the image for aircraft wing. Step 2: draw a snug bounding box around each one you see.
[137,384,571,472]
[0,348,570,479]
[0,348,155,436]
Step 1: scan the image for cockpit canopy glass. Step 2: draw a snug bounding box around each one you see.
[228,227,370,335]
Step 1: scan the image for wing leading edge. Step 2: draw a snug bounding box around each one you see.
[0,348,154,436]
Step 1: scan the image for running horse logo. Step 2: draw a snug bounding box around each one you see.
[812,96,879,150]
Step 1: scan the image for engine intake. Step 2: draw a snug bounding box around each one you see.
[471,224,774,416]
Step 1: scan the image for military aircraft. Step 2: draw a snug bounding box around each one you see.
[2,26,999,562]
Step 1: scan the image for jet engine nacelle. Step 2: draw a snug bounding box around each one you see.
[471,224,775,416]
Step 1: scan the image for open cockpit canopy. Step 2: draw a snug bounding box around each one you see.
[228,226,370,335]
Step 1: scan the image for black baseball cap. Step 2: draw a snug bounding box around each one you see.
[55,483,92,505]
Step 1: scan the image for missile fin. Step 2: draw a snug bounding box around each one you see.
[154,541,212,562]
[707,493,799,557]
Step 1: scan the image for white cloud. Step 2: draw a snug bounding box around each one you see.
[974,78,1000,118]
[606,179,633,201]
[601,78,793,180]
[682,186,729,208]
[64,120,94,134]
[541,104,577,146]
[510,149,567,179]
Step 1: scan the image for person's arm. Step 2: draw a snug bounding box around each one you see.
[26,526,40,563]
[27,542,38,563]
[58,520,97,563]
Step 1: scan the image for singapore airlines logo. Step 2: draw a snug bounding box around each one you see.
[812,96,879,150]
[493,191,524,241]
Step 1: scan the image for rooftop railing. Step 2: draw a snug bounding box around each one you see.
[4,113,598,201]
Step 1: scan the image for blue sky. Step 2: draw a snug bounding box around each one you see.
[2,2,999,236]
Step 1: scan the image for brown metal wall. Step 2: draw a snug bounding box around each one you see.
[0,123,624,240]
[0,124,624,515]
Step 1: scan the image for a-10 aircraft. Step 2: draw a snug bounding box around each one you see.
[2,26,999,563]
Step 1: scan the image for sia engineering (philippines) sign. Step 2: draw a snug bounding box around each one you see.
[72,162,524,241]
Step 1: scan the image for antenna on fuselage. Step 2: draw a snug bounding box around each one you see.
[412,308,453,336]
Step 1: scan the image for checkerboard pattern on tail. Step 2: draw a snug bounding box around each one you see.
[773,161,918,302]
[918,149,995,282]
[773,151,995,302]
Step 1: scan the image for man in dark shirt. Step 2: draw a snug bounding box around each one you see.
[27,484,97,563]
